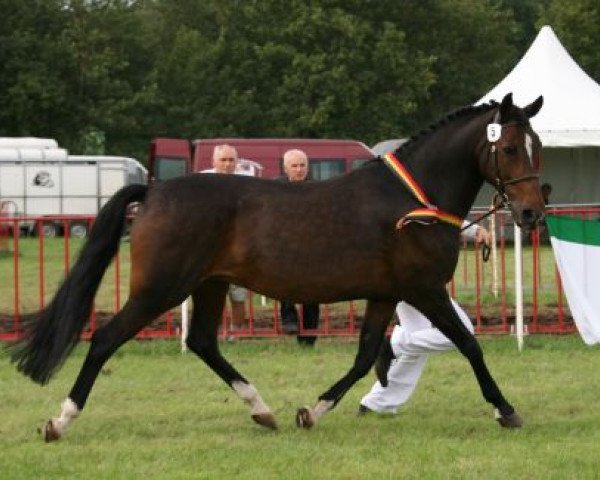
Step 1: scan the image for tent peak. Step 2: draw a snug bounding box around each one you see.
[477,25,600,147]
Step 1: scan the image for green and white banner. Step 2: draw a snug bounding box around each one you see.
[546,215,600,345]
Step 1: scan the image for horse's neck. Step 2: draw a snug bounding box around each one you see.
[403,118,487,219]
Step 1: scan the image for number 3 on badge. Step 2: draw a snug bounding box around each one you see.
[487,123,501,142]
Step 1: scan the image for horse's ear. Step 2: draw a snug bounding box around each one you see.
[524,95,543,119]
[499,93,514,120]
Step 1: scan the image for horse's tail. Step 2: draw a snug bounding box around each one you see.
[10,184,148,385]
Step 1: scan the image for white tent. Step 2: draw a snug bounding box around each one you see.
[478,25,600,147]
[475,25,600,206]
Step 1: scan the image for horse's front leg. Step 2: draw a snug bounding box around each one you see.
[407,288,522,428]
[296,300,395,429]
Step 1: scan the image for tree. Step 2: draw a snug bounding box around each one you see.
[362,0,521,132]
[539,0,600,82]
[0,1,156,159]
[1,0,595,161]
[144,0,435,144]
[0,1,74,140]
[59,0,155,157]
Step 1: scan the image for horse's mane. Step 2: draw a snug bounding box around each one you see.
[399,101,499,155]
[366,100,500,166]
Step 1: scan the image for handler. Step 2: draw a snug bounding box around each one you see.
[359,221,491,414]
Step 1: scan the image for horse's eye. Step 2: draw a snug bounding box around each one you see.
[503,145,517,155]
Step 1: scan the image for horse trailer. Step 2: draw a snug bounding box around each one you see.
[0,140,147,237]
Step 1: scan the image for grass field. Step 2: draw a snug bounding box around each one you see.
[1,335,599,479]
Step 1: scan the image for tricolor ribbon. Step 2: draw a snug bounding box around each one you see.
[382,152,463,230]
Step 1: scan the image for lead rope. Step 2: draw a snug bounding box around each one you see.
[460,192,507,262]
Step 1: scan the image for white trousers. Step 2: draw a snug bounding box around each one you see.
[360,298,474,414]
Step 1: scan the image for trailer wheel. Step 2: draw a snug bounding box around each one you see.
[41,223,59,238]
[69,222,88,238]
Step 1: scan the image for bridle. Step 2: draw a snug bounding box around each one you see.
[488,110,539,204]
[461,109,540,254]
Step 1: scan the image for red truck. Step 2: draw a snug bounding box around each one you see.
[148,137,374,181]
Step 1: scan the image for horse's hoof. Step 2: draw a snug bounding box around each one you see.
[494,409,523,428]
[295,406,315,429]
[251,412,278,430]
[41,420,61,442]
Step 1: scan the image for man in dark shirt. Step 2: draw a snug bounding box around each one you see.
[279,149,320,346]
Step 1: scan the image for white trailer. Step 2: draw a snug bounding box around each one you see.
[0,140,147,237]
[0,137,59,149]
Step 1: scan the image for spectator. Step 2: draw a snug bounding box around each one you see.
[278,149,321,346]
[538,183,553,243]
[541,183,552,206]
[203,144,248,333]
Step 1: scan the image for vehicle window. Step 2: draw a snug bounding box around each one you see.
[155,157,187,181]
[309,159,345,181]
[352,159,370,170]
[128,166,148,185]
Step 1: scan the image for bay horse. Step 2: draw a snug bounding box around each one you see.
[11,93,545,441]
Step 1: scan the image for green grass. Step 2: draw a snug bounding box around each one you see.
[1,336,599,479]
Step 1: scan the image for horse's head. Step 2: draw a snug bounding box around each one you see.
[480,93,545,229]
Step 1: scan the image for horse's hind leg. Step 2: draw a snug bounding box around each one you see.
[296,300,395,428]
[42,294,172,442]
[186,280,277,430]
[407,288,522,428]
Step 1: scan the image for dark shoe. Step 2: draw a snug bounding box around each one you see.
[357,404,372,416]
[375,337,394,387]
[297,336,316,346]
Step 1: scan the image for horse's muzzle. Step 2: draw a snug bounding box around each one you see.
[520,208,545,228]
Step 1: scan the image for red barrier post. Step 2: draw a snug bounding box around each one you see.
[12,218,20,335]
[38,220,45,310]
[531,228,539,331]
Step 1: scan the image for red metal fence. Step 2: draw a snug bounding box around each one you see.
[1,207,599,341]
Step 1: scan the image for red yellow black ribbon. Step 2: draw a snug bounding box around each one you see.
[382,152,463,230]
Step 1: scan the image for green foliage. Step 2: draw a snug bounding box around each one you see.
[374,0,520,128]
[0,0,599,161]
[1,337,599,479]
